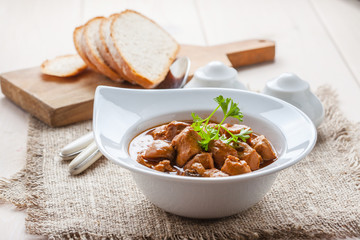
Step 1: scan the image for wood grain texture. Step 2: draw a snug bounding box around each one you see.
[0,68,136,126]
[0,41,274,127]
[179,39,275,78]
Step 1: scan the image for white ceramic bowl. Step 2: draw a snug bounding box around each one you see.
[93,86,317,219]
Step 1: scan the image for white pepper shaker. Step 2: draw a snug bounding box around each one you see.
[262,73,324,127]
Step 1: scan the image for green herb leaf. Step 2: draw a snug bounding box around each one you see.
[191,113,203,123]
[191,113,204,132]
[234,127,253,142]
[214,95,230,116]
[226,100,243,122]
[191,95,248,151]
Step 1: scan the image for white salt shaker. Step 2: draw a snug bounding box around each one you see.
[184,61,247,90]
[262,73,324,127]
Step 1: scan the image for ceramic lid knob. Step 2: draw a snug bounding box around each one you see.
[195,61,236,82]
[185,61,247,90]
[267,73,309,93]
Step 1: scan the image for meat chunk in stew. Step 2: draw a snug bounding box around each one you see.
[171,126,202,167]
[250,135,277,161]
[221,155,251,176]
[153,160,174,172]
[209,139,238,168]
[137,156,174,173]
[237,142,262,170]
[137,155,153,168]
[203,168,229,177]
[143,140,175,160]
[184,162,206,176]
[151,121,189,141]
[184,153,214,170]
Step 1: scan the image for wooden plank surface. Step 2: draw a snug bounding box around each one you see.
[0,0,360,239]
[310,0,360,85]
[82,0,206,45]
[0,0,82,73]
[196,0,360,122]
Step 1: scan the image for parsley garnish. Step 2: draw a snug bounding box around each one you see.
[191,95,252,151]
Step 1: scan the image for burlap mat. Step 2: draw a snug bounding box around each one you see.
[1,86,360,239]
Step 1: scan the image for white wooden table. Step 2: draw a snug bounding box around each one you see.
[1,0,360,239]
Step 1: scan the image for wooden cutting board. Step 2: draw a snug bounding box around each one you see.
[0,39,275,127]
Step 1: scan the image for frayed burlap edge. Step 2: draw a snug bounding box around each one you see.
[46,221,360,240]
[0,170,27,209]
[24,117,47,234]
[0,115,47,230]
[1,85,359,239]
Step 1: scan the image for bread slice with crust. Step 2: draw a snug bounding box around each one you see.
[109,10,180,88]
[82,17,122,82]
[98,16,126,80]
[41,54,87,77]
[103,14,135,84]
[73,26,99,73]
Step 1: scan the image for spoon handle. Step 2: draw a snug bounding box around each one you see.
[68,141,103,175]
[59,132,94,160]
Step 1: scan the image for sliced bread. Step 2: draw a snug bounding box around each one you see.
[41,54,87,77]
[103,14,135,84]
[98,16,126,80]
[73,26,99,73]
[109,10,180,88]
[82,17,122,82]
